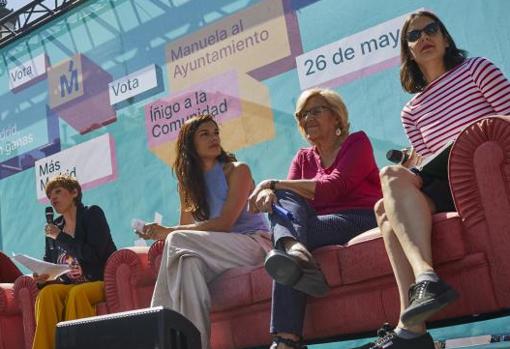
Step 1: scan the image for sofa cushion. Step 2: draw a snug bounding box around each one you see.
[250,265,273,304]
[208,213,467,311]
[339,213,466,285]
[340,228,392,285]
[313,245,344,287]
[430,212,466,264]
[209,246,348,311]
[210,265,268,312]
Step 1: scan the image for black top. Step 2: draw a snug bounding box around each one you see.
[44,204,117,282]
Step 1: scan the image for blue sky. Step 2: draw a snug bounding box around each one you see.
[4,0,32,11]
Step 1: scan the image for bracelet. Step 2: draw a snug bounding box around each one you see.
[269,180,279,191]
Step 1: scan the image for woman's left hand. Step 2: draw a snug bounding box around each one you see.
[67,264,83,280]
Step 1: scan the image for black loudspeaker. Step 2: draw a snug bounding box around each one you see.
[56,306,201,349]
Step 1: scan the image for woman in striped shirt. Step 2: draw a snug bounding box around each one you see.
[353,10,510,349]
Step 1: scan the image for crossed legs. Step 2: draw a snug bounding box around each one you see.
[269,191,377,348]
[376,165,436,332]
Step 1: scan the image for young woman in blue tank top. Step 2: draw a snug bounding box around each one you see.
[137,114,271,349]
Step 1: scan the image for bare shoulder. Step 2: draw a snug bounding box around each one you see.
[223,161,252,182]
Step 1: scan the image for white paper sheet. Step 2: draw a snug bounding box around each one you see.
[131,218,147,246]
[154,212,163,224]
[11,254,71,280]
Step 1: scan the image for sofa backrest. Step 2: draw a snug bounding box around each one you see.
[449,115,510,307]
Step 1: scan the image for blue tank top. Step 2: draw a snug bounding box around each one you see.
[203,162,268,234]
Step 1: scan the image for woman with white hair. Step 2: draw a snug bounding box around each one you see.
[249,88,382,349]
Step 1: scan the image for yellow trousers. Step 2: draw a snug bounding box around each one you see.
[32,281,104,349]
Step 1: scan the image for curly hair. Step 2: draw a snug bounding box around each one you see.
[173,115,236,221]
[45,175,82,205]
[400,10,467,93]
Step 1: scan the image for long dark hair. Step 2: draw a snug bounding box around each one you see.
[173,114,236,221]
[400,10,467,93]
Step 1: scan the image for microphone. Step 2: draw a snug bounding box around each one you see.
[45,207,54,224]
[386,149,409,164]
[272,203,294,222]
[45,207,55,250]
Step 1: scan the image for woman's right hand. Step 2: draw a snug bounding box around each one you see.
[248,188,277,213]
[44,223,60,240]
[137,223,172,240]
[401,147,423,169]
[33,273,50,284]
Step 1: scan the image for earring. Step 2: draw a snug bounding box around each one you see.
[335,127,342,137]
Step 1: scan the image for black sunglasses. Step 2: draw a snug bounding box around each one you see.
[407,22,440,42]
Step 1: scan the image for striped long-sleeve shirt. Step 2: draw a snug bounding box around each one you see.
[401,57,510,157]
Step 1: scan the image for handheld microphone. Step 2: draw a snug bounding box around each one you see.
[272,204,294,222]
[45,207,54,224]
[45,207,55,250]
[386,149,409,164]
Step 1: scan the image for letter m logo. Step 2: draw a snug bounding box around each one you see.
[48,54,85,109]
[60,61,79,97]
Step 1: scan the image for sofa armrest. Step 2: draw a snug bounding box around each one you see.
[0,283,20,315]
[449,115,510,306]
[148,240,165,275]
[0,282,24,349]
[103,246,155,313]
[13,276,39,349]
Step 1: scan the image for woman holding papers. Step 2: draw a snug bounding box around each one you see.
[248,88,382,349]
[33,175,117,349]
[137,114,271,349]
[352,11,510,349]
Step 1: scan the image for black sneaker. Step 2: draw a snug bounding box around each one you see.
[400,278,459,326]
[350,324,435,349]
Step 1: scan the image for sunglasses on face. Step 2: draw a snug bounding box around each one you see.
[406,22,440,42]
[296,105,331,121]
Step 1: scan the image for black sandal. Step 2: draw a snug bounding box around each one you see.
[271,335,307,349]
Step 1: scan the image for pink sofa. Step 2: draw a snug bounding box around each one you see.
[10,273,111,349]
[10,115,510,349]
[0,252,24,349]
[99,115,510,348]
[5,255,111,349]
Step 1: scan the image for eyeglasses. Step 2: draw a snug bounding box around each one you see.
[296,105,331,121]
[406,22,440,42]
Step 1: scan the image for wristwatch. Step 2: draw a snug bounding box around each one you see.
[269,180,279,190]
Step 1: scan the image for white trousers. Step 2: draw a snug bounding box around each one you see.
[151,230,272,349]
